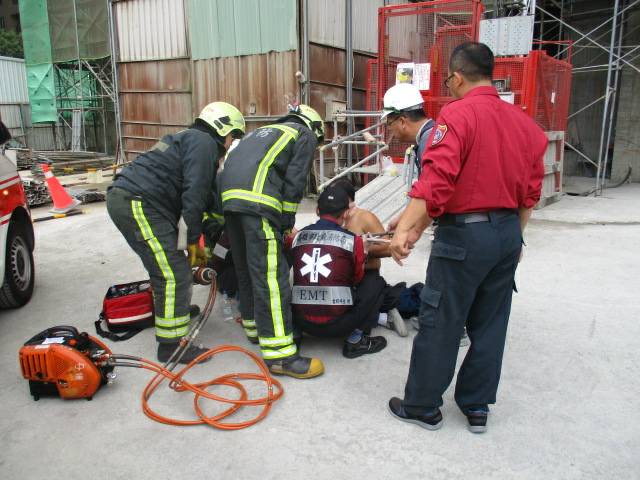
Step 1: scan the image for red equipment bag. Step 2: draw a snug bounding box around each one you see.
[94,280,154,341]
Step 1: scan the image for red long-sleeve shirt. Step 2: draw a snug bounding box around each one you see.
[409,86,548,218]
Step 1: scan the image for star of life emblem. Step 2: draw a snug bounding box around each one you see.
[300,248,332,283]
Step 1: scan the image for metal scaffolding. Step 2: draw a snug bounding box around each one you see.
[529,0,640,194]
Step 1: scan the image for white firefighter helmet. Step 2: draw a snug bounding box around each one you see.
[287,104,325,141]
[381,83,424,121]
[198,102,246,138]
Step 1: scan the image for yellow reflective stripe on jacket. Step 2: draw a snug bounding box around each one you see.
[261,218,285,338]
[259,334,294,347]
[261,344,298,359]
[252,125,299,194]
[155,324,190,339]
[131,200,176,319]
[221,189,282,212]
[282,201,298,213]
[155,314,190,328]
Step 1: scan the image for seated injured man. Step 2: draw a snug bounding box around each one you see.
[289,186,398,359]
[331,177,408,336]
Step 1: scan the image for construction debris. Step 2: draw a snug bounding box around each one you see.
[15,148,114,174]
[68,188,105,204]
[21,178,52,207]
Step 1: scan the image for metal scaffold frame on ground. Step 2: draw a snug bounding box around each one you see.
[530,0,640,195]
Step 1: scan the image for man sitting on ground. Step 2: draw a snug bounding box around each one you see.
[289,186,388,358]
[331,178,408,337]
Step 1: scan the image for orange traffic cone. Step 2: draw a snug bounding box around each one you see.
[40,163,81,214]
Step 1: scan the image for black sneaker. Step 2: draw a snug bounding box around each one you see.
[190,305,201,319]
[464,408,488,434]
[342,334,387,359]
[157,342,211,364]
[387,397,443,431]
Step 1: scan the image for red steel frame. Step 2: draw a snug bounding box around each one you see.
[365,0,572,182]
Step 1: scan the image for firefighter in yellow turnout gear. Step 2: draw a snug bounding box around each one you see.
[219,105,325,379]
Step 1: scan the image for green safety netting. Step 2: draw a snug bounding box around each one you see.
[20,0,110,123]
[49,0,110,63]
[26,64,57,123]
[20,0,53,66]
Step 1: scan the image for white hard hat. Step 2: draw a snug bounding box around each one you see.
[381,83,424,121]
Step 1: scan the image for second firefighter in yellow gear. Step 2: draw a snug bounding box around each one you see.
[218,104,325,379]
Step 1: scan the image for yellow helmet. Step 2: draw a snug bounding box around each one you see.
[287,104,325,141]
[198,102,245,139]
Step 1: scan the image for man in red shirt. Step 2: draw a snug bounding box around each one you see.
[387,42,547,433]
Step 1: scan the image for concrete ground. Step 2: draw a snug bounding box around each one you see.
[1,185,639,479]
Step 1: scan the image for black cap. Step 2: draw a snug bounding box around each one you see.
[318,185,350,216]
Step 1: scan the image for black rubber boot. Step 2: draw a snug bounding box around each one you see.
[190,305,201,319]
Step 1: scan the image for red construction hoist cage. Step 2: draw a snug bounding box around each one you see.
[364,0,573,200]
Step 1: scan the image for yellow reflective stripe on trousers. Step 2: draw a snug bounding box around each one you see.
[259,334,294,347]
[242,318,256,328]
[131,200,176,319]
[155,314,190,328]
[244,328,258,338]
[252,127,297,194]
[282,201,298,213]
[261,344,298,359]
[221,189,282,212]
[261,218,285,338]
[156,324,190,338]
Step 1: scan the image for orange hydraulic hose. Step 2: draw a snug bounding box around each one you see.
[137,346,284,430]
[111,270,285,430]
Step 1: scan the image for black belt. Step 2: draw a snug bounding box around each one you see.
[437,209,518,226]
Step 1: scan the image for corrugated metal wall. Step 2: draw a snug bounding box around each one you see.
[0,57,29,104]
[309,44,369,113]
[115,0,189,61]
[188,0,297,60]
[309,0,383,53]
[119,59,193,159]
[193,51,298,116]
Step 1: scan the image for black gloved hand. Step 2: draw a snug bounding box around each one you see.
[280,212,296,233]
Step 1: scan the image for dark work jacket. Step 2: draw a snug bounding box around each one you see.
[112,126,224,243]
[218,122,317,231]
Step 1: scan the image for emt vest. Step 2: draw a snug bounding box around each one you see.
[291,221,356,323]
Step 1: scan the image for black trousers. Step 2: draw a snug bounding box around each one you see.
[294,270,386,338]
[403,212,522,413]
[225,213,297,361]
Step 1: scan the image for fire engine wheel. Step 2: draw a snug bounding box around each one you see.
[0,222,35,308]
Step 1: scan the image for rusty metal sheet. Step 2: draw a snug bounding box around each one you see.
[310,84,365,114]
[118,59,191,92]
[309,44,370,90]
[193,51,298,117]
[118,58,193,157]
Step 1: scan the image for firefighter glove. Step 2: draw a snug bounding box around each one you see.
[187,243,207,267]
